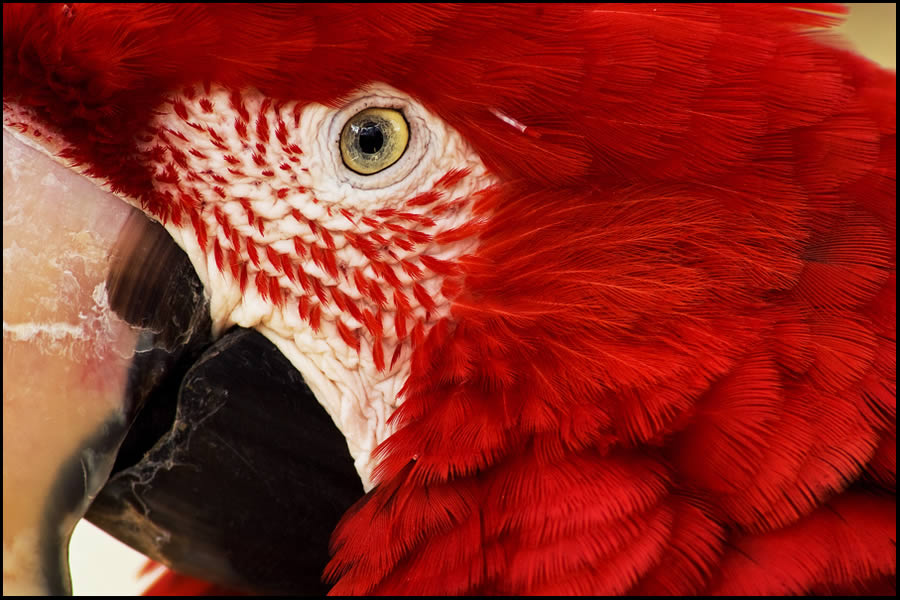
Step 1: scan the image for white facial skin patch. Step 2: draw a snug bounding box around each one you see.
[138,82,497,489]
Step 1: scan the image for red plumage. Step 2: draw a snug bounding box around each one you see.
[3,3,895,595]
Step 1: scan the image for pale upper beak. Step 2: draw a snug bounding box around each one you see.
[3,128,143,594]
[3,123,364,596]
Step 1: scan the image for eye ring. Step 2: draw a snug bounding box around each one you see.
[340,108,409,175]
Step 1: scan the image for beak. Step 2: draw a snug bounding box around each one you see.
[3,126,363,594]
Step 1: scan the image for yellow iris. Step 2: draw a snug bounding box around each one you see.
[340,108,409,175]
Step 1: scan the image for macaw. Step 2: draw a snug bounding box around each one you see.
[2,3,895,596]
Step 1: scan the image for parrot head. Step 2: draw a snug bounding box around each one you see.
[3,3,895,595]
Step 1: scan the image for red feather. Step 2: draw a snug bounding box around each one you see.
[3,3,894,596]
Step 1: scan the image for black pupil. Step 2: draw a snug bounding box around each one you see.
[358,122,384,154]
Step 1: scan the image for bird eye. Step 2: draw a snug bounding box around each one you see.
[340,108,409,175]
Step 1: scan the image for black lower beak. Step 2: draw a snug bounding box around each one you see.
[84,214,364,594]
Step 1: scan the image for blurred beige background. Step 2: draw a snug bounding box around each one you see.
[63,3,895,596]
[838,3,895,68]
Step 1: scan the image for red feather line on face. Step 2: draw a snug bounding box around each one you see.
[3,3,895,596]
[141,86,483,373]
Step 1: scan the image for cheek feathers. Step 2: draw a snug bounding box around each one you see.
[137,83,497,374]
